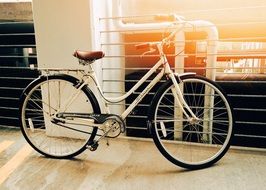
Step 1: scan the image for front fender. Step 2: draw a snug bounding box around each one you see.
[175,72,196,80]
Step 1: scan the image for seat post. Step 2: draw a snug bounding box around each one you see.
[83,62,94,74]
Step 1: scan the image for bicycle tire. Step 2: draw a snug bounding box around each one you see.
[148,75,234,170]
[19,74,101,158]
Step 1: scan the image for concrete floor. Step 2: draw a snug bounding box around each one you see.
[0,128,266,190]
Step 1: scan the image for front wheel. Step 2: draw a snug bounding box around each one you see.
[19,74,101,158]
[148,75,234,170]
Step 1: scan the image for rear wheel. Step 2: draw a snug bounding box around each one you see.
[149,75,234,169]
[19,75,100,158]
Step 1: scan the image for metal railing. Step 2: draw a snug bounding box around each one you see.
[98,11,266,148]
[0,21,38,128]
[0,6,265,149]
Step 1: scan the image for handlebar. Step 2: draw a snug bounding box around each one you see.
[135,43,150,50]
[135,42,157,56]
[135,14,186,52]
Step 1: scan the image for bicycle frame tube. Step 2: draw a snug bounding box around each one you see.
[55,44,197,122]
[121,68,164,120]
[92,56,197,120]
[168,72,198,120]
[93,57,165,103]
[89,56,166,120]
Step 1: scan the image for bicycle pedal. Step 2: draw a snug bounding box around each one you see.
[106,138,110,146]
[87,141,99,151]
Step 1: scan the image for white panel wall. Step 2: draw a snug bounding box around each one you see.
[32,0,93,69]
[31,0,110,138]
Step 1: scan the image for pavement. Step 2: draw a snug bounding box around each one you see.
[0,127,266,190]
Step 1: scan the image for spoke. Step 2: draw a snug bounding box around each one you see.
[191,82,197,114]
[28,93,57,114]
[27,115,44,120]
[184,83,192,110]
[212,134,225,144]
[153,77,233,168]
[197,98,225,119]
[213,120,230,127]
[196,82,205,116]
[29,123,45,128]
[22,79,92,157]
[157,106,174,116]
[161,94,175,112]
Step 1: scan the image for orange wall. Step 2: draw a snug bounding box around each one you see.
[120,0,266,40]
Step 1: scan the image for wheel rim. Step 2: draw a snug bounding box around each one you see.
[154,78,233,167]
[21,79,96,157]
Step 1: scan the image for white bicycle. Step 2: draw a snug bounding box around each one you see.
[19,17,234,170]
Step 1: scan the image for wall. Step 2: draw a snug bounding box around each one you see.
[0,2,32,21]
[120,0,266,40]
[27,0,266,146]
[32,0,266,69]
[32,0,93,69]
[120,0,266,23]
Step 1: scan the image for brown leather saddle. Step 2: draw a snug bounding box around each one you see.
[73,50,105,62]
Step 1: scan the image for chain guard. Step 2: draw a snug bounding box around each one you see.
[56,113,125,138]
[102,115,125,138]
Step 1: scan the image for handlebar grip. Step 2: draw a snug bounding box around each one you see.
[135,43,150,50]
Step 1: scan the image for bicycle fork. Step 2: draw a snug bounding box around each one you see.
[169,72,200,122]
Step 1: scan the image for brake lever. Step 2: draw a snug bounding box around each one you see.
[141,48,157,58]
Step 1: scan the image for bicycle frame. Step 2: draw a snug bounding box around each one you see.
[20,14,234,169]
[92,49,167,120]
[53,43,198,125]
[49,20,200,126]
